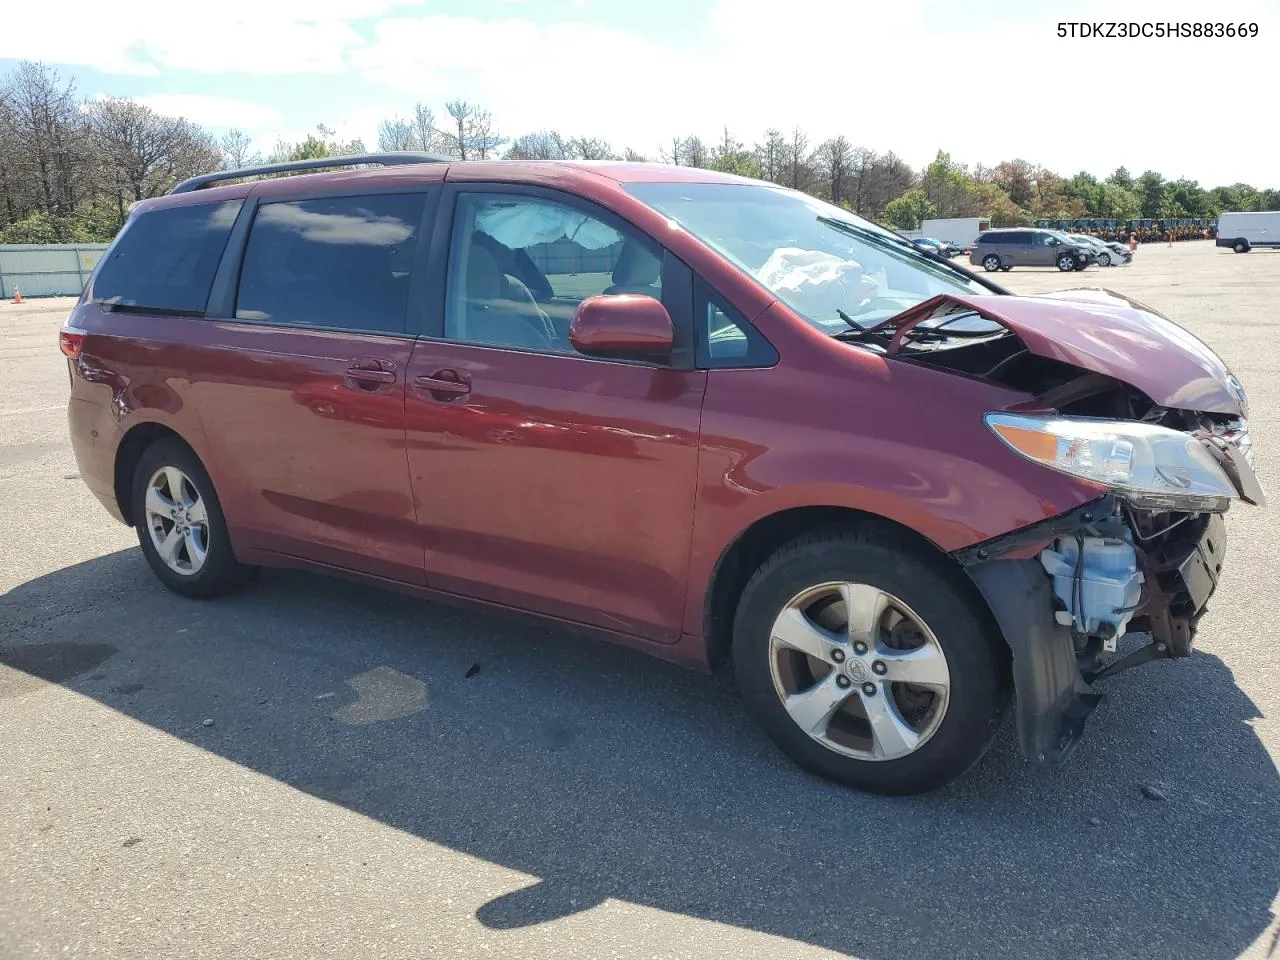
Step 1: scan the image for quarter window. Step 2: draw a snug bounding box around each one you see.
[92,200,242,315]
[697,281,777,368]
[443,193,662,353]
[235,193,425,333]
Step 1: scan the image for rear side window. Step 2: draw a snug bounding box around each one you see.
[235,193,425,333]
[92,200,242,314]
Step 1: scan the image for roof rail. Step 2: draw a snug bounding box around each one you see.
[169,152,451,195]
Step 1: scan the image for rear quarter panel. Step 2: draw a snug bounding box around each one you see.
[68,302,219,523]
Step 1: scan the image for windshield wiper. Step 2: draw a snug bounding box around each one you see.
[831,309,892,348]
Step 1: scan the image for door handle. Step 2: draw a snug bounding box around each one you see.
[414,370,471,401]
[345,358,397,391]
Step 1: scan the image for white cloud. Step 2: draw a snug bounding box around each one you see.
[5,0,1277,183]
[350,0,1280,183]
[132,94,281,130]
[0,0,412,75]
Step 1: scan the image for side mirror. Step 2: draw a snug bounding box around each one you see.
[1048,237,1061,246]
[569,295,673,359]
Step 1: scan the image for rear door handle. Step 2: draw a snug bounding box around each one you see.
[414,370,471,401]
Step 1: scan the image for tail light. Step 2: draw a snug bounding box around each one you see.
[59,324,86,359]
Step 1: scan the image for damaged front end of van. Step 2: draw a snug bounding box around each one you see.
[884,288,1265,764]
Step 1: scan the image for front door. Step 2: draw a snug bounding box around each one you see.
[405,189,706,640]
[191,191,431,584]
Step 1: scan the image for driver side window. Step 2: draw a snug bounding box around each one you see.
[444,193,662,354]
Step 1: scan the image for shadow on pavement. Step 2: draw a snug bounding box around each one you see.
[3,548,1277,959]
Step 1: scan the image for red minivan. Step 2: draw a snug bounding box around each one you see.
[62,154,1263,794]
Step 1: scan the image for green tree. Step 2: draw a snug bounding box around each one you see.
[708,127,761,179]
[883,189,935,229]
[1165,179,1209,217]
[1064,171,1102,214]
[269,124,365,163]
[1210,183,1260,212]
[1098,183,1141,220]
[991,159,1037,209]
[920,151,976,217]
[1106,166,1134,191]
[0,211,89,243]
[708,150,761,178]
[1136,170,1166,218]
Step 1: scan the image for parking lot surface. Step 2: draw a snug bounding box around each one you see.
[2,241,1278,959]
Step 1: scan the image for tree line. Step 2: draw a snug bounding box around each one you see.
[2,60,1277,244]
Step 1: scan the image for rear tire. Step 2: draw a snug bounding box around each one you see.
[731,527,1008,795]
[131,438,255,599]
[1234,240,1250,253]
[982,255,1001,272]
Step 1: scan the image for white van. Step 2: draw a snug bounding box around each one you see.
[1216,211,1280,253]
[921,217,991,251]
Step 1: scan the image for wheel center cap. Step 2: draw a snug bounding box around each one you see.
[845,659,870,683]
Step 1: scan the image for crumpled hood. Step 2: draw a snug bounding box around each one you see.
[929,289,1246,416]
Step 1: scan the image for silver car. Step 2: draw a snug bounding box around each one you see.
[1066,234,1133,267]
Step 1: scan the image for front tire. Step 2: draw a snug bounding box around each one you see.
[1097,252,1111,267]
[1057,253,1077,271]
[131,438,255,599]
[731,528,1008,795]
[982,254,1001,272]
[1234,239,1250,253]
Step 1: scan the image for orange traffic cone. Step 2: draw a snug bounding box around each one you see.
[11,289,21,304]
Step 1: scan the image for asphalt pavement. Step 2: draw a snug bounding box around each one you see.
[1,241,1277,959]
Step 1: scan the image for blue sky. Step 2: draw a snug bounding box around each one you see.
[2,0,1277,185]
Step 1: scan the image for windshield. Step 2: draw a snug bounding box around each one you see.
[625,182,990,332]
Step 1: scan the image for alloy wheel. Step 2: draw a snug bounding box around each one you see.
[144,466,209,576]
[768,581,951,761]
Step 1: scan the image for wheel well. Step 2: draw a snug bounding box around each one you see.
[114,423,184,525]
[702,506,1003,669]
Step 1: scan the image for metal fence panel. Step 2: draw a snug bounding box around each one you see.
[0,244,110,299]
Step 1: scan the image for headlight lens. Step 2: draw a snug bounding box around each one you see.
[985,413,1238,511]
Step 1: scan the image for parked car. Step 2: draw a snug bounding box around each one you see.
[1066,233,1133,267]
[911,237,962,259]
[970,228,1093,272]
[63,154,1263,795]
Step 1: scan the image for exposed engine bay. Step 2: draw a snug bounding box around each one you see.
[881,290,1266,764]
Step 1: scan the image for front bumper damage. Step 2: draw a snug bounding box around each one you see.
[953,493,1233,765]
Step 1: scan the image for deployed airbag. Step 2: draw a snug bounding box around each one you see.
[476,201,620,250]
[755,248,880,320]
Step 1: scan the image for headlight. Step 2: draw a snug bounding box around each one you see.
[985,413,1238,511]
